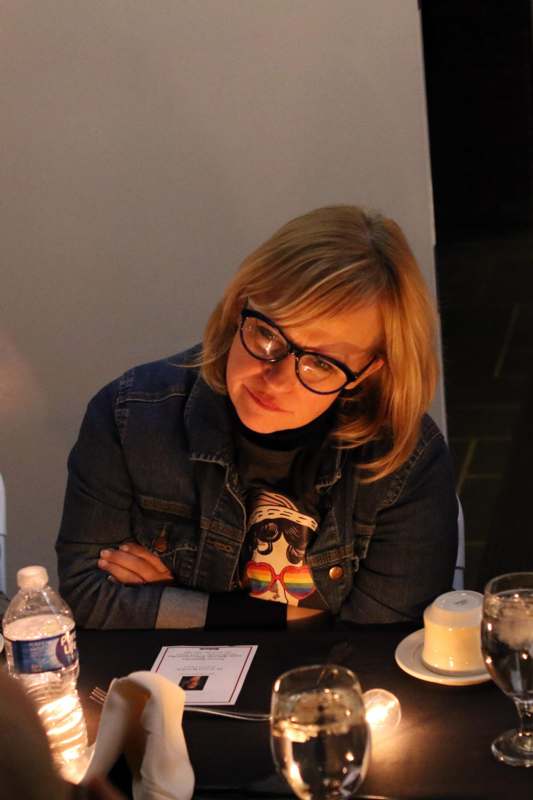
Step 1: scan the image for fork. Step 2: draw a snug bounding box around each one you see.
[89,685,270,722]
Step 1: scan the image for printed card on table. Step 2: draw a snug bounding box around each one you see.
[151,645,258,705]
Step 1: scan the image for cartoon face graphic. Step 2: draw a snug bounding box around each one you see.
[244,491,317,606]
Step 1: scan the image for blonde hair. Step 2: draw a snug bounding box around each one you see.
[200,205,438,481]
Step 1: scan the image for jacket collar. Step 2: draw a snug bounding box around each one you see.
[184,374,235,466]
[184,372,344,488]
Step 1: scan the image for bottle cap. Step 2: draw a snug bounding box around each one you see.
[17,565,49,590]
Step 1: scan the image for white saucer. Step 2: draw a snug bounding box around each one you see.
[395,628,491,686]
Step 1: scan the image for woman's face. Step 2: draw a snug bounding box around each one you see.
[226,303,384,433]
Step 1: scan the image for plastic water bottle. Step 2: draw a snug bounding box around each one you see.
[2,565,89,783]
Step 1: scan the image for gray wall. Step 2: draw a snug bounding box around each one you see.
[1,1,441,595]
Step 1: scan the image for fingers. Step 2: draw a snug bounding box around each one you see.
[98,550,146,583]
[117,542,170,574]
[98,544,173,584]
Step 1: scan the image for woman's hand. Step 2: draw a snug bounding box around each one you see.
[98,542,173,584]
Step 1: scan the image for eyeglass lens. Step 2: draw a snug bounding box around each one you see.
[242,316,347,392]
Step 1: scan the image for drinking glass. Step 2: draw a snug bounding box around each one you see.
[270,664,369,799]
[481,572,533,766]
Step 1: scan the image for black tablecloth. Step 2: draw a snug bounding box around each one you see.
[77,626,531,800]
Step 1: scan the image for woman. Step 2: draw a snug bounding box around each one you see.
[56,205,458,629]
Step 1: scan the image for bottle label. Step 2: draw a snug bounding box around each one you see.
[7,629,78,673]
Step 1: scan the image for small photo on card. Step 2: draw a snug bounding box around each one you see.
[179,675,209,691]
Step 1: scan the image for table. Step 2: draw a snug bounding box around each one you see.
[77,626,531,800]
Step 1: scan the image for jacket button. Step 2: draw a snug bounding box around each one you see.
[328,566,344,581]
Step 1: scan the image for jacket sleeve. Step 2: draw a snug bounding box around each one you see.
[56,381,183,628]
[55,382,262,629]
[340,426,459,625]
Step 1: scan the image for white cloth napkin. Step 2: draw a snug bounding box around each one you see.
[83,670,195,800]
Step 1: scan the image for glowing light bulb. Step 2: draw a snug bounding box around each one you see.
[363,689,401,736]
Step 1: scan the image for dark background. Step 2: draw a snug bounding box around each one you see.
[421,0,533,588]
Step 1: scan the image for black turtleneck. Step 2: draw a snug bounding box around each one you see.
[230,401,337,451]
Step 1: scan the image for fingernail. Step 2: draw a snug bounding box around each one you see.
[98,558,108,568]
[119,544,129,552]
[100,549,110,558]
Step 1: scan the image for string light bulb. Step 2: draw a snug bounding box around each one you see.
[363,689,401,736]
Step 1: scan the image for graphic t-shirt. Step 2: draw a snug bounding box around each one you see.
[234,409,334,611]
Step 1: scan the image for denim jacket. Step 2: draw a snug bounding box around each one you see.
[56,347,458,628]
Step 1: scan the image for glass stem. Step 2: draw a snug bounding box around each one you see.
[513,699,533,751]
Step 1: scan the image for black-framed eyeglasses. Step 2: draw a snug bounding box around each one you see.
[239,308,376,395]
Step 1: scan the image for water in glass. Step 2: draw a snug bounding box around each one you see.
[270,665,369,800]
[481,572,533,766]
